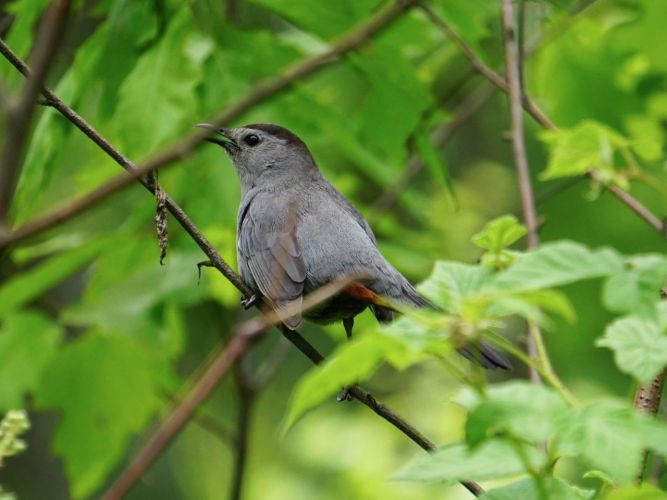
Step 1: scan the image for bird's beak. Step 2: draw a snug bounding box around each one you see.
[196,123,238,150]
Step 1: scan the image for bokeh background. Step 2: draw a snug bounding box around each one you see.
[0,0,665,498]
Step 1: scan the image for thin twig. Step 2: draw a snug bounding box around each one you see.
[101,323,263,500]
[501,0,542,384]
[0,0,420,248]
[418,3,555,131]
[634,286,667,482]
[229,336,290,500]
[634,370,666,482]
[421,4,665,237]
[160,392,236,447]
[229,359,255,500]
[0,0,70,227]
[102,279,353,500]
[518,0,526,99]
[0,15,472,484]
[2,3,485,497]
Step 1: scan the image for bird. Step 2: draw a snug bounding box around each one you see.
[199,122,511,370]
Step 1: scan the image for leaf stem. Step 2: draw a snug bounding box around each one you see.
[484,331,579,408]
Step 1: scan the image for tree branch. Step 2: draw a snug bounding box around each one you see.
[104,275,486,498]
[501,0,543,385]
[502,0,539,248]
[229,359,257,500]
[101,320,263,500]
[229,336,290,500]
[419,3,556,131]
[2,3,487,497]
[0,0,70,228]
[0,0,420,248]
[421,4,665,239]
[634,369,666,482]
[229,358,255,500]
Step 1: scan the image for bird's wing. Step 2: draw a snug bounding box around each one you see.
[238,197,306,329]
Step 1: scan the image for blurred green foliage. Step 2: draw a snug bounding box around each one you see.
[0,0,666,499]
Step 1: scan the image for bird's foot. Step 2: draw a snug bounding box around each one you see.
[241,295,258,310]
[336,388,353,402]
[196,260,214,284]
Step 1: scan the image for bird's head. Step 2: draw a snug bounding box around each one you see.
[198,123,317,191]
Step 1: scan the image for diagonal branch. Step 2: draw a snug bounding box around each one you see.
[0,0,420,248]
[0,3,484,496]
[419,3,556,131]
[421,4,665,238]
[0,0,70,228]
[103,278,485,499]
[101,279,355,500]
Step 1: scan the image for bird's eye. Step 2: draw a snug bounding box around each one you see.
[244,134,260,146]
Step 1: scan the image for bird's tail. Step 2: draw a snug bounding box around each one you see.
[379,281,512,371]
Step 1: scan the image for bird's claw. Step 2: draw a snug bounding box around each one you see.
[241,295,257,309]
[336,388,353,402]
[196,260,214,284]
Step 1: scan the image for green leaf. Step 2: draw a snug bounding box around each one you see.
[13,1,156,222]
[3,0,50,60]
[460,381,570,446]
[625,115,663,162]
[418,261,494,312]
[351,47,432,161]
[480,478,594,500]
[554,401,667,484]
[606,484,667,500]
[494,241,623,291]
[35,333,160,497]
[0,242,105,318]
[540,120,629,180]
[602,255,667,315]
[428,0,497,60]
[0,312,63,409]
[249,0,383,39]
[396,439,544,483]
[515,289,577,324]
[114,9,212,157]
[283,333,413,431]
[414,132,456,207]
[63,251,206,355]
[596,304,667,383]
[472,216,527,254]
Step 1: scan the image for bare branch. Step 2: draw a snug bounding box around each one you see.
[501,0,541,247]
[101,322,262,500]
[421,3,665,239]
[419,3,556,131]
[229,359,255,500]
[160,392,237,448]
[0,0,70,227]
[103,277,482,499]
[501,0,542,383]
[634,369,666,482]
[2,3,488,497]
[0,0,420,247]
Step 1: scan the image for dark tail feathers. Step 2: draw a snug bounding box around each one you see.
[459,343,512,370]
[378,281,512,371]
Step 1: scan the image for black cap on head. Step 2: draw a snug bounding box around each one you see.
[243,123,310,153]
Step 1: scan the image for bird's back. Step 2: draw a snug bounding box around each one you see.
[295,177,428,308]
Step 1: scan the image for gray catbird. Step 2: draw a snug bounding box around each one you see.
[201,123,510,370]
